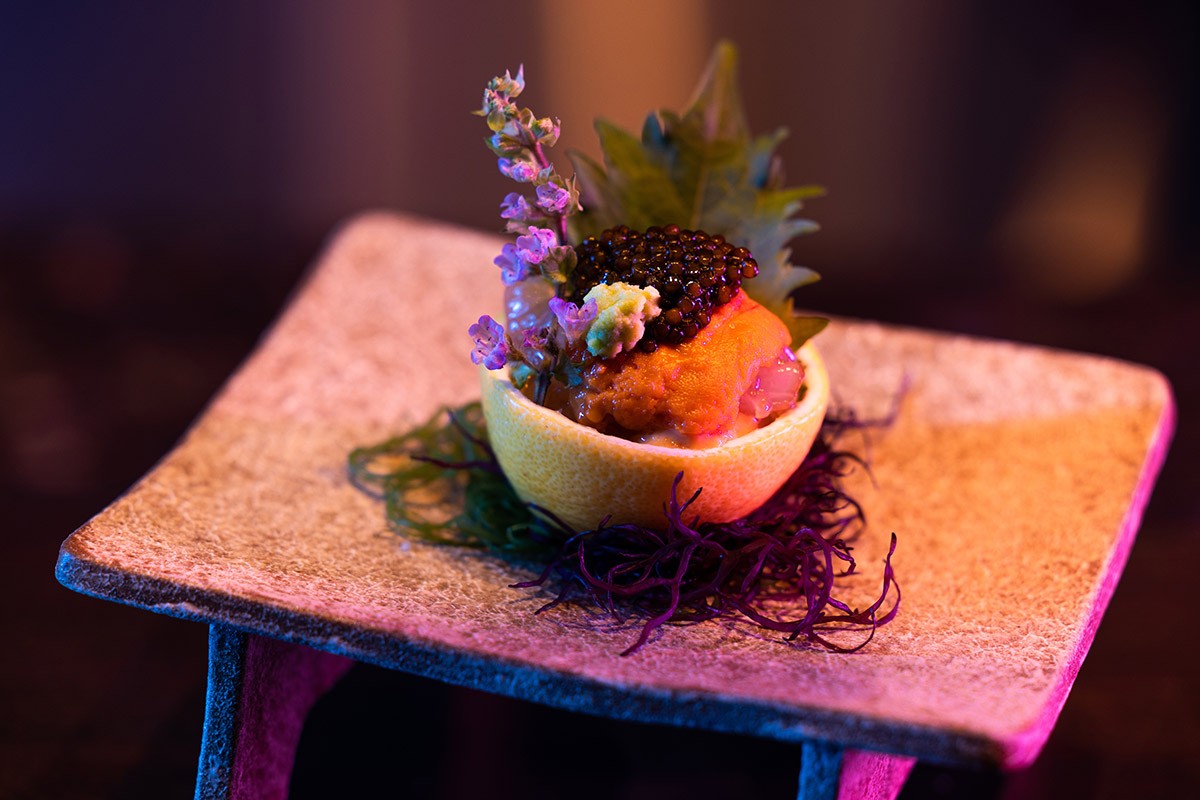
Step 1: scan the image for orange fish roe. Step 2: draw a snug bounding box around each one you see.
[568,292,794,439]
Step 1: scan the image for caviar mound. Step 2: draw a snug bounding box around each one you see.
[570,225,759,351]
[479,341,829,531]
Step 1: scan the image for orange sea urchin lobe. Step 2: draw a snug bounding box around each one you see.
[565,292,797,446]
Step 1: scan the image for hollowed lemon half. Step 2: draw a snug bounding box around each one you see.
[479,341,829,531]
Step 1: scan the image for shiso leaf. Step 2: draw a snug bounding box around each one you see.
[568,40,827,347]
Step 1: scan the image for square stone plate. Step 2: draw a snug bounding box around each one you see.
[57,214,1174,769]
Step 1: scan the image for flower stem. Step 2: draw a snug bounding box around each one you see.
[533,369,551,406]
[533,142,570,245]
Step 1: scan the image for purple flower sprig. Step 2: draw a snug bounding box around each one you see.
[467,293,600,403]
[468,309,575,401]
[491,225,578,288]
[476,66,580,246]
[469,312,559,374]
[548,296,598,344]
[472,66,593,404]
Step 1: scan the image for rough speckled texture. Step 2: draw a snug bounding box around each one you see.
[56,213,1174,769]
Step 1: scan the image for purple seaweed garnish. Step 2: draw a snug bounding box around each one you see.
[511,413,901,655]
[351,402,901,656]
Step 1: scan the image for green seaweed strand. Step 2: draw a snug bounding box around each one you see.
[348,403,559,555]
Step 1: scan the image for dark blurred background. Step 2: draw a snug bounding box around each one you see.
[3,1,1196,798]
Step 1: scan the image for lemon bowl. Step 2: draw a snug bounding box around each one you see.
[478,341,830,531]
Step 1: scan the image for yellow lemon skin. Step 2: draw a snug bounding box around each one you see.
[479,342,830,531]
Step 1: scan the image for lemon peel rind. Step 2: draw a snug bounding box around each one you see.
[480,341,829,531]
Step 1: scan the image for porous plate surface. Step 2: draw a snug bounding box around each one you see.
[56,213,1174,768]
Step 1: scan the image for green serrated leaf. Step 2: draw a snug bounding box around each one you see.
[567,152,621,240]
[641,111,668,150]
[747,129,788,188]
[785,311,830,344]
[752,290,829,347]
[680,40,749,146]
[567,40,826,347]
[595,119,689,230]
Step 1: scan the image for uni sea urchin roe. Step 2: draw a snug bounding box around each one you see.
[565,291,799,446]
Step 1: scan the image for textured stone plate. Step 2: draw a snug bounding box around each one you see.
[56,213,1174,769]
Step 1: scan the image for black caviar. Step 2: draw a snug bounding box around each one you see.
[570,224,759,351]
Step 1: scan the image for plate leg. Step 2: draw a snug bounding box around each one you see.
[194,625,352,800]
[798,741,916,800]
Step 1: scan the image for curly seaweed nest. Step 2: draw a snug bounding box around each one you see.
[349,403,899,656]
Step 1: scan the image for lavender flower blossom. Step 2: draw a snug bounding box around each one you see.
[492,243,531,285]
[522,326,550,350]
[515,227,558,264]
[498,158,538,183]
[535,182,571,215]
[548,296,599,344]
[468,315,508,370]
[500,192,536,222]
